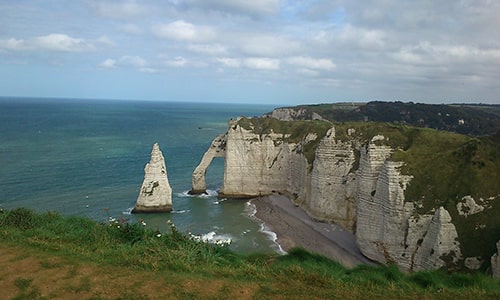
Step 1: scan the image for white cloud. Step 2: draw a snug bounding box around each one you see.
[96,36,115,47]
[34,34,94,52]
[393,42,500,65]
[164,56,187,67]
[183,0,281,16]
[138,67,160,73]
[216,57,241,68]
[152,20,216,42]
[99,55,157,72]
[88,0,148,19]
[239,34,301,57]
[287,56,336,71]
[315,24,386,50]
[0,34,101,52]
[119,23,143,35]
[118,55,147,68]
[0,38,28,51]
[216,57,280,70]
[296,68,319,77]
[99,58,117,68]
[188,44,227,55]
[244,57,280,70]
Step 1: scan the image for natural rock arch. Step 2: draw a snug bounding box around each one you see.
[189,134,227,195]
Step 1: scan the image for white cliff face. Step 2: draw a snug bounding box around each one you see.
[220,119,303,197]
[307,127,357,230]
[192,121,466,272]
[355,140,461,272]
[133,143,172,213]
[355,142,412,268]
[492,240,500,279]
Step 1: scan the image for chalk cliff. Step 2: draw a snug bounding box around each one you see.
[133,143,172,213]
[192,116,498,273]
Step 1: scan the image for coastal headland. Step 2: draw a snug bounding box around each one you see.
[191,101,500,274]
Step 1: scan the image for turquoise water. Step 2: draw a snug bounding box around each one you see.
[0,97,279,254]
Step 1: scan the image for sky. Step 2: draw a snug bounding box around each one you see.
[0,0,499,105]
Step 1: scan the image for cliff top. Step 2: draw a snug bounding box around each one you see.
[267,101,500,137]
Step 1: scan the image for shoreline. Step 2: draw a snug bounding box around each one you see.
[251,194,375,268]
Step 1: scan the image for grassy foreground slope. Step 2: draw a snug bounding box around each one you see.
[1,208,499,299]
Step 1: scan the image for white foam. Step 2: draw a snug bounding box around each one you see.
[190,231,233,246]
[177,189,218,198]
[244,201,257,217]
[259,222,287,255]
[122,207,134,215]
[171,209,190,214]
[246,200,286,255]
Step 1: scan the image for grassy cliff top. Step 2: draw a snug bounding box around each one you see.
[1,207,499,299]
[272,101,500,137]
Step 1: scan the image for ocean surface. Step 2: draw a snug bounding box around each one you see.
[0,97,281,254]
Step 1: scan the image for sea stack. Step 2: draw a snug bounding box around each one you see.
[132,143,172,213]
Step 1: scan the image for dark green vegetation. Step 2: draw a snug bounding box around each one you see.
[1,208,499,299]
[238,114,499,272]
[274,101,500,136]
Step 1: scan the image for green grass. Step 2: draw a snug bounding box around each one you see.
[0,208,499,299]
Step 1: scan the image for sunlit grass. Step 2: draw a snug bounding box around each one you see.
[1,208,499,299]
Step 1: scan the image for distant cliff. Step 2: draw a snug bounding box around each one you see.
[191,114,499,273]
[266,101,500,137]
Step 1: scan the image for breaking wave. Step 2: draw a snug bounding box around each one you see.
[122,207,134,215]
[177,189,218,198]
[190,231,233,246]
[245,201,286,255]
[171,209,190,214]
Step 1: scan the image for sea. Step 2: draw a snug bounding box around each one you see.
[0,97,282,254]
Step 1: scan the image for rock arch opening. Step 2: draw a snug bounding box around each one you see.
[189,134,227,195]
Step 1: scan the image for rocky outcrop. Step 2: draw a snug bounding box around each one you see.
[191,118,490,272]
[133,143,172,213]
[267,107,324,121]
[492,240,500,279]
[457,195,485,217]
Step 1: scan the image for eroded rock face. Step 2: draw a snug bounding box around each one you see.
[307,128,357,230]
[492,240,500,279]
[192,121,465,272]
[133,143,172,213]
[355,140,462,272]
[411,207,462,271]
[219,119,306,198]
